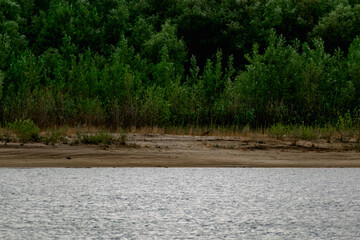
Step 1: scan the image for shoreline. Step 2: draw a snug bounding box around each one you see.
[0,134,359,168]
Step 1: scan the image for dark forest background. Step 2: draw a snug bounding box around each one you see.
[1,0,360,129]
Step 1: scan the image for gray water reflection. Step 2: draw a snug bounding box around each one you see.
[0,168,359,239]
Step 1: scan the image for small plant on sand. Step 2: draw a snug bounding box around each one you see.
[70,139,80,146]
[319,125,337,143]
[77,132,126,146]
[0,127,13,143]
[7,119,40,143]
[119,132,127,144]
[336,112,354,142]
[291,125,318,141]
[241,124,251,136]
[269,123,289,139]
[0,128,4,141]
[353,143,360,151]
[43,129,67,145]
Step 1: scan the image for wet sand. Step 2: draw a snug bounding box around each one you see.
[0,134,359,167]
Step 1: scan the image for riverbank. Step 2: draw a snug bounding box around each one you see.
[0,133,359,168]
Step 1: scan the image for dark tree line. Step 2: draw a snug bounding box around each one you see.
[1,0,360,128]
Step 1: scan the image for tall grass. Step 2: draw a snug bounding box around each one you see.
[1,118,359,146]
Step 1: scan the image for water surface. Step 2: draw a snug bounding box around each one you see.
[0,168,359,239]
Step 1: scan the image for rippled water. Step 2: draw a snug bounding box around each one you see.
[0,168,359,239]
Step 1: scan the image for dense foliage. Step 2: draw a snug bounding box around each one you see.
[1,0,360,128]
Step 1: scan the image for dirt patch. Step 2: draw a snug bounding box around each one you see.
[0,134,359,168]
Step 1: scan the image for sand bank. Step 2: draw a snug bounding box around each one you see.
[0,134,359,168]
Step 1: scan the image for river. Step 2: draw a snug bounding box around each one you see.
[1,168,359,239]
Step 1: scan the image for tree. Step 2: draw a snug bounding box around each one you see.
[143,20,187,75]
[310,4,358,52]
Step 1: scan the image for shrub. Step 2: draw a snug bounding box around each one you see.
[43,129,67,145]
[7,119,40,142]
[77,132,126,145]
[337,111,355,142]
[269,123,290,139]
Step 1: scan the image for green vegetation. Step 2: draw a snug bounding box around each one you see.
[1,0,360,130]
[7,119,40,142]
[43,128,68,145]
[77,132,126,145]
[268,122,360,143]
[1,118,128,145]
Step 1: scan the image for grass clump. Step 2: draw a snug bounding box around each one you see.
[43,129,68,145]
[269,124,320,142]
[7,119,40,143]
[336,112,355,142]
[269,123,290,139]
[319,125,337,143]
[291,125,318,141]
[77,132,126,146]
[0,128,13,143]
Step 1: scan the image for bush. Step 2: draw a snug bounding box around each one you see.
[43,129,67,145]
[269,123,290,139]
[7,119,40,142]
[336,111,355,142]
[77,132,126,145]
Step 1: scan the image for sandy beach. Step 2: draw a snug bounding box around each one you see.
[0,133,359,168]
